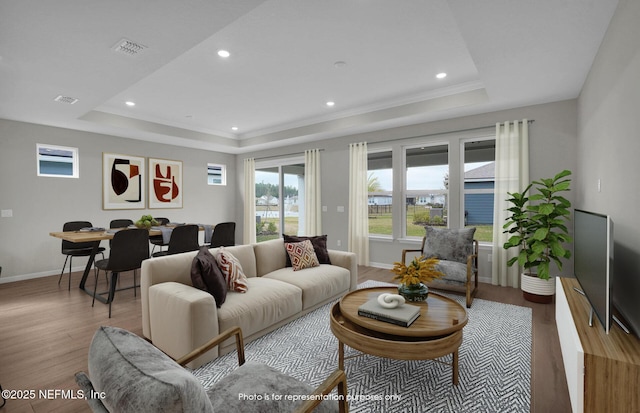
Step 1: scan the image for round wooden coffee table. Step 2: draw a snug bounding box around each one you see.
[330,287,468,385]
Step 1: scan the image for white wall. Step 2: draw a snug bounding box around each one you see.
[0,119,236,282]
[236,99,578,283]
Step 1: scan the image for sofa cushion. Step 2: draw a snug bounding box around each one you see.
[253,238,288,276]
[263,265,350,310]
[283,234,331,266]
[217,277,302,340]
[210,244,257,278]
[216,248,249,293]
[87,326,213,413]
[191,246,227,307]
[285,239,320,271]
[423,226,476,263]
[207,361,338,413]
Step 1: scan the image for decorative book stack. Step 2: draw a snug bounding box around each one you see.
[358,298,421,327]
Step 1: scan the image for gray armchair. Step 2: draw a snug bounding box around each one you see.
[402,226,478,308]
[75,326,348,413]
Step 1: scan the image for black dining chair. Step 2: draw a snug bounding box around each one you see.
[152,224,200,257]
[93,228,149,318]
[149,217,170,254]
[58,221,105,291]
[210,222,236,248]
[109,219,133,248]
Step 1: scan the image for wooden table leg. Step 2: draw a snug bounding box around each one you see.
[338,340,345,370]
[452,349,459,385]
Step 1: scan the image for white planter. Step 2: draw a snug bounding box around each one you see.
[521,273,555,303]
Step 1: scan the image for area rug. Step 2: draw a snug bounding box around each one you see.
[192,281,532,412]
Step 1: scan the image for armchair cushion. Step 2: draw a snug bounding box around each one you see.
[423,226,476,263]
[83,326,213,413]
[207,361,338,413]
[433,260,469,284]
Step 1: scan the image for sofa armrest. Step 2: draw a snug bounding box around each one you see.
[328,249,358,291]
[148,282,220,369]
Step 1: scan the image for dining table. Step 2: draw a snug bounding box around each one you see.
[49,225,206,305]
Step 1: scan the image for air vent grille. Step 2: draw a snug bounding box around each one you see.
[112,38,147,56]
[54,95,78,104]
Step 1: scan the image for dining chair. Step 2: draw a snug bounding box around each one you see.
[209,222,236,248]
[152,224,200,257]
[93,228,149,317]
[149,217,170,254]
[58,221,105,291]
[109,219,133,248]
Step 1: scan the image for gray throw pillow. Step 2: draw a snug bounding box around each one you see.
[423,226,476,263]
[87,326,214,413]
[191,246,227,307]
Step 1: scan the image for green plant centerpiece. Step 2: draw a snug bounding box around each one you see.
[135,214,159,229]
[503,170,572,302]
[391,256,444,301]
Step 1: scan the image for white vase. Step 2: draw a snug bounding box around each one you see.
[521,273,555,303]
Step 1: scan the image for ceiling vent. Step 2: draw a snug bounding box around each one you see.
[54,95,78,104]
[112,38,147,56]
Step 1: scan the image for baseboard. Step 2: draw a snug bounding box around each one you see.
[0,265,86,284]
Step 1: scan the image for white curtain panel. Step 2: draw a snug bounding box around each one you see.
[304,149,322,235]
[491,120,530,287]
[348,142,370,265]
[243,158,256,245]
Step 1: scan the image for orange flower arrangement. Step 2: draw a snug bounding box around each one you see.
[391,256,444,286]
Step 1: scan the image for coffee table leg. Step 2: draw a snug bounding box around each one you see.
[452,349,459,385]
[338,340,345,370]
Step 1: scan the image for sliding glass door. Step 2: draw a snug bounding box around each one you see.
[255,160,305,242]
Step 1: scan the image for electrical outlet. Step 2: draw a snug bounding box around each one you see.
[1,209,12,218]
[336,240,342,247]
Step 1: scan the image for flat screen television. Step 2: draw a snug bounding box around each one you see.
[573,209,613,333]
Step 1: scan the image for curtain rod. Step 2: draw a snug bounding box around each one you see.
[251,148,324,161]
[371,119,535,145]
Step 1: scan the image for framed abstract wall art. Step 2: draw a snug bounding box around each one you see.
[148,158,183,209]
[103,153,146,210]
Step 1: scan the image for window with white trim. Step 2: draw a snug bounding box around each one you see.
[207,163,226,185]
[37,144,79,178]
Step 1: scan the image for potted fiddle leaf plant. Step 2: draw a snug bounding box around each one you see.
[503,170,573,303]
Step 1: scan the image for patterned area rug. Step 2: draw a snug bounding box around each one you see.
[192,281,532,412]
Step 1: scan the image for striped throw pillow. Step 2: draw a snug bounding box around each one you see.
[215,249,248,293]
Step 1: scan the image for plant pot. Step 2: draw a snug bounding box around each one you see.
[521,273,555,304]
[398,282,429,302]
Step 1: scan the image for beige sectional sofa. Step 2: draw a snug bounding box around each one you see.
[140,238,357,368]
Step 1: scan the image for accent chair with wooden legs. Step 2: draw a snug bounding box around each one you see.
[401,226,478,308]
[75,326,348,413]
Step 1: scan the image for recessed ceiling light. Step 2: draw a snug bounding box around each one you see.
[217,49,230,58]
[436,72,447,79]
[326,101,335,107]
[125,101,135,107]
[334,61,347,68]
[231,126,238,131]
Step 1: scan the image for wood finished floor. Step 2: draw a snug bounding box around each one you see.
[0,266,571,412]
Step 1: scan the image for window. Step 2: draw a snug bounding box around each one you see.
[367,150,393,236]
[207,163,226,185]
[37,144,78,178]
[405,144,449,237]
[255,159,305,242]
[463,139,496,242]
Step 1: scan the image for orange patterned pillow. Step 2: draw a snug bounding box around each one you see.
[285,240,320,271]
[215,249,248,293]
